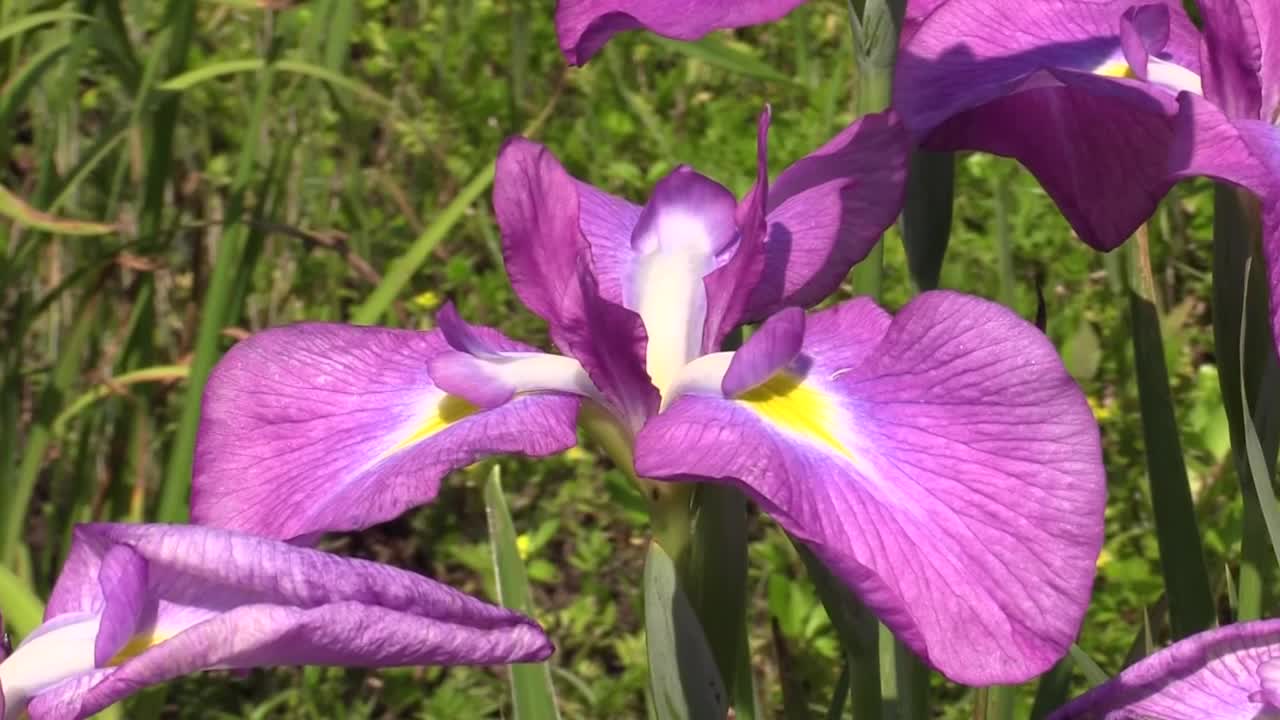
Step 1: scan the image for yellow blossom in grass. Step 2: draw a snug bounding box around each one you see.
[1096,547,1113,569]
[1087,396,1112,422]
[516,533,532,560]
[564,446,593,463]
[413,290,441,311]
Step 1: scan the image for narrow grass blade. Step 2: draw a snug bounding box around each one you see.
[52,364,188,436]
[1238,260,1280,571]
[772,618,812,720]
[483,467,561,720]
[1211,185,1280,619]
[1069,644,1108,686]
[0,563,43,639]
[901,150,955,292]
[0,295,100,566]
[825,657,851,720]
[160,58,394,111]
[0,184,118,235]
[1124,228,1215,638]
[645,542,728,720]
[683,485,752,712]
[0,10,92,44]
[649,35,795,85]
[350,86,560,324]
[1028,656,1074,720]
[795,543,881,720]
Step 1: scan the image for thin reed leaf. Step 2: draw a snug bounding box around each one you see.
[0,9,91,44]
[645,542,728,720]
[160,58,395,113]
[1211,184,1280,619]
[52,364,188,436]
[0,184,118,235]
[1069,644,1108,686]
[1124,228,1215,638]
[1028,656,1073,720]
[0,292,100,567]
[483,467,562,720]
[649,35,796,85]
[0,563,43,639]
[1238,260,1280,572]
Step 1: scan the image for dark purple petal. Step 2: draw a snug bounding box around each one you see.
[494,138,583,329]
[191,323,579,541]
[555,0,808,64]
[923,74,1179,250]
[23,524,552,720]
[895,0,1199,137]
[703,106,771,351]
[558,265,659,431]
[1198,0,1265,118]
[90,547,146,667]
[636,292,1104,683]
[1048,619,1280,719]
[746,111,909,319]
[721,306,804,397]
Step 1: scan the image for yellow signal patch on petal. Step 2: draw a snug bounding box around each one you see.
[1095,60,1134,79]
[384,394,479,457]
[108,631,173,666]
[736,373,855,461]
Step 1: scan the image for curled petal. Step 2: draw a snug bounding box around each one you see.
[746,111,909,319]
[895,0,1199,137]
[1048,619,1280,719]
[1197,0,1265,118]
[18,523,550,720]
[923,75,1178,250]
[555,0,807,65]
[191,322,579,541]
[721,306,804,398]
[636,292,1104,683]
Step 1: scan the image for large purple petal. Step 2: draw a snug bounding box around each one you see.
[923,74,1178,250]
[191,322,579,541]
[494,138,584,330]
[634,292,1104,683]
[895,0,1199,137]
[746,111,909,319]
[24,524,550,720]
[1048,619,1280,719]
[555,0,808,64]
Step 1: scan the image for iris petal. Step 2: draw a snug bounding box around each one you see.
[636,292,1104,683]
[191,321,579,541]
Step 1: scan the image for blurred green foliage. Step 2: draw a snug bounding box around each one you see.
[0,0,1251,717]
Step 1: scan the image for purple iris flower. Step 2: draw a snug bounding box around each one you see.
[555,0,944,64]
[190,109,1106,684]
[0,524,550,720]
[1049,619,1280,719]
[897,0,1280,343]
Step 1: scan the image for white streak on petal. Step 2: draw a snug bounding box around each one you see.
[0,613,100,717]
[661,351,734,411]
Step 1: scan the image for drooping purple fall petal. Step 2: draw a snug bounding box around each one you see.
[1048,619,1280,719]
[895,0,1203,249]
[191,322,579,541]
[634,292,1105,684]
[555,0,808,64]
[0,523,550,720]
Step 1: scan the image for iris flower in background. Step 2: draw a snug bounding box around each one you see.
[554,0,944,64]
[0,524,550,720]
[1049,619,1280,719]
[190,108,1106,684]
[897,0,1280,344]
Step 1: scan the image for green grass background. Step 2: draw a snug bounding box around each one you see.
[0,0,1246,716]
